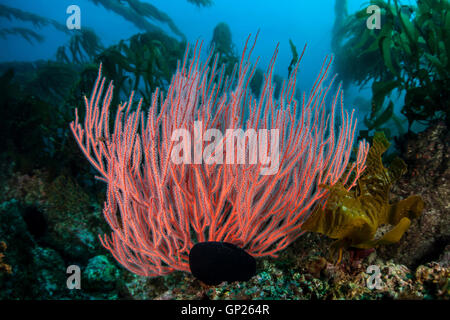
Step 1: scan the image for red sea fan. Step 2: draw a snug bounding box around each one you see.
[70,34,369,277]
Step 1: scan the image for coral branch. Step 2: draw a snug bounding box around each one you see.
[71,35,369,276]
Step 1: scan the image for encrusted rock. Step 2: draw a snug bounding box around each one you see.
[378,122,450,268]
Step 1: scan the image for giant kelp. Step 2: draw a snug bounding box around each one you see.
[56,29,104,65]
[333,0,450,134]
[0,65,81,174]
[1,0,197,46]
[302,132,424,262]
[209,22,239,79]
[0,27,44,45]
[0,4,68,44]
[0,28,185,178]
[250,38,300,99]
[0,4,68,33]
[0,67,65,172]
[89,0,185,40]
[96,31,186,106]
[187,0,214,7]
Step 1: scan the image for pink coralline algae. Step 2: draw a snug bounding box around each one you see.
[70,35,369,277]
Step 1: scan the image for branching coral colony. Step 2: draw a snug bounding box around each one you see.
[70,34,369,277]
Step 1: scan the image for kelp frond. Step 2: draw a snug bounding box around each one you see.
[89,0,185,40]
[0,27,44,44]
[0,4,68,33]
[187,0,214,7]
[56,28,104,64]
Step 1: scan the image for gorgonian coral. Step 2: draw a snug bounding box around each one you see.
[70,35,369,276]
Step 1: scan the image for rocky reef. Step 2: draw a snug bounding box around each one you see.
[0,122,448,300]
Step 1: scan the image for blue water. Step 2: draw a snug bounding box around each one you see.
[0,0,412,133]
[0,1,370,80]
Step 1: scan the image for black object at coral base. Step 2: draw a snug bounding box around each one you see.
[189,241,256,286]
